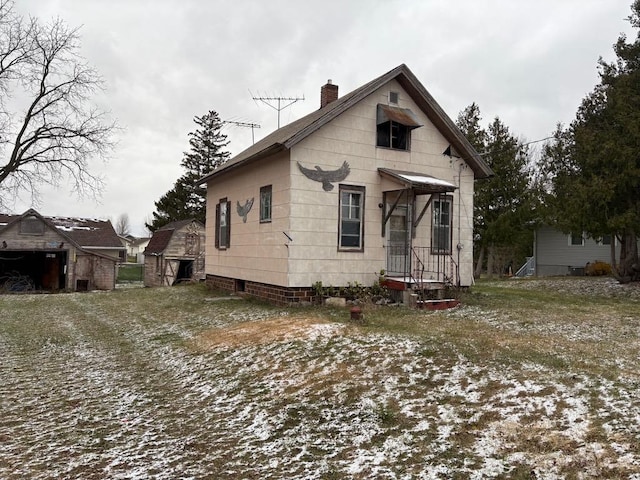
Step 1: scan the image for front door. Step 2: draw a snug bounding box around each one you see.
[386,205,410,276]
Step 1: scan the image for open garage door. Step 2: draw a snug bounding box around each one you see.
[0,251,67,292]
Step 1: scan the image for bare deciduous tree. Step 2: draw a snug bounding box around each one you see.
[115,213,131,237]
[0,0,116,208]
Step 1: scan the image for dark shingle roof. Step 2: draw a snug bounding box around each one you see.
[0,210,123,249]
[144,229,174,255]
[198,64,492,184]
[144,219,202,255]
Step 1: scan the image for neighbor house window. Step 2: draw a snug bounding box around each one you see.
[569,233,584,246]
[215,198,231,249]
[389,91,399,105]
[339,185,365,250]
[260,185,272,223]
[597,235,612,246]
[432,196,452,254]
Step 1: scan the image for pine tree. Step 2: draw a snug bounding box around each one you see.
[539,1,640,282]
[457,104,535,278]
[147,111,230,231]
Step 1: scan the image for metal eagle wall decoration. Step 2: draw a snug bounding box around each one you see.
[297,161,350,191]
[236,198,254,223]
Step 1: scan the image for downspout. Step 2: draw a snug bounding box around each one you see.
[456,163,463,287]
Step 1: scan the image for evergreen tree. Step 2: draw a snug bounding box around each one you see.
[539,1,640,282]
[147,111,229,231]
[457,104,535,278]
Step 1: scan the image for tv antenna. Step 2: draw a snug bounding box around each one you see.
[250,91,305,128]
[223,120,261,144]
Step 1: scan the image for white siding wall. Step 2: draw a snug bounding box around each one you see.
[204,79,478,289]
[205,152,291,286]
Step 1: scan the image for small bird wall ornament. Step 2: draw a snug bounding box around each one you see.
[297,161,350,191]
[236,198,254,223]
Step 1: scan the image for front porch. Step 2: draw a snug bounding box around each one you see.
[382,245,460,309]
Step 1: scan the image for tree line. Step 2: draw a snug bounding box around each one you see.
[464,0,640,282]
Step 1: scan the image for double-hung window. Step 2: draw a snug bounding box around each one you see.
[215,198,231,249]
[432,196,452,254]
[339,185,365,251]
[260,185,272,223]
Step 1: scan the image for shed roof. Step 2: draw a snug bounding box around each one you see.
[144,229,174,255]
[144,219,202,255]
[198,64,493,184]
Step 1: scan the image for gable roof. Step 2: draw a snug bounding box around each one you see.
[199,64,492,185]
[144,218,202,255]
[0,209,124,250]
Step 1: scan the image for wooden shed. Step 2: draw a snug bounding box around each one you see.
[0,209,125,292]
[143,219,205,287]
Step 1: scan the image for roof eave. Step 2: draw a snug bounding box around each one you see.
[198,144,286,185]
[396,70,494,179]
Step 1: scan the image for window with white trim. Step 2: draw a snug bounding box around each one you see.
[260,185,272,223]
[432,196,452,254]
[339,185,365,250]
[569,232,584,246]
[215,198,230,249]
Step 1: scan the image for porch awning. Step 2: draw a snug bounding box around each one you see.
[376,104,422,129]
[378,168,457,194]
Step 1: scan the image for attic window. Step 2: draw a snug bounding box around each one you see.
[389,91,399,104]
[20,215,45,235]
[376,104,422,151]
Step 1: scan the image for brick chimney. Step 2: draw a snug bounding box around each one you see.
[320,79,338,108]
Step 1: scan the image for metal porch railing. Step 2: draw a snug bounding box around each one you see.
[515,256,535,277]
[386,245,458,287]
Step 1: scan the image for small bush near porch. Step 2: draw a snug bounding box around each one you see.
[1,278,639,478]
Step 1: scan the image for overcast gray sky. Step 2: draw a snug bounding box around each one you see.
[11,0,636,235]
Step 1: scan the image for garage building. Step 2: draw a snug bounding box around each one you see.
[0,209,125,292]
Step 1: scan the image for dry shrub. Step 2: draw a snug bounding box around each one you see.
[585,261,612,276]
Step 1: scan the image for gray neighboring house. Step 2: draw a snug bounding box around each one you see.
[533,225,617,276]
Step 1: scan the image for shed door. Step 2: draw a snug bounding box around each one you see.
[163,260,179,286]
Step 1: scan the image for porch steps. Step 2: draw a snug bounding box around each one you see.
[382,276,459,309]
[381,276,444,291]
